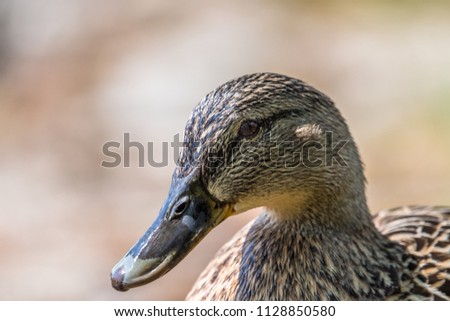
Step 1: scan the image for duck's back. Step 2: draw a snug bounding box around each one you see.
[373,206,450,300]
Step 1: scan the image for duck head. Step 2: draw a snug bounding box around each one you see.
[111,72,367,291]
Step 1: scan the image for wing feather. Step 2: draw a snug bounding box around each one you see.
[373,206,450,300]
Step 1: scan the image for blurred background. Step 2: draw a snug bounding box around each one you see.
[1,0,449,300]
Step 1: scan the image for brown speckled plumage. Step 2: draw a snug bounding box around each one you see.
[182,73,450,300]
[374,206,450,300]
[111,72,450,300]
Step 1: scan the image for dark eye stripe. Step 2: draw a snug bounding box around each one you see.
[238,120,260,138]
[266,109,303,123]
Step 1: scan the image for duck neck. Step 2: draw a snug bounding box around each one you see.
[266,182,374,233]
[236,208,408,300]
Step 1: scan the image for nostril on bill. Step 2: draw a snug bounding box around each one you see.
[174,198,190,216]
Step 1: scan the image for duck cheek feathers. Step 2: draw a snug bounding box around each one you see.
[110,174,234,291]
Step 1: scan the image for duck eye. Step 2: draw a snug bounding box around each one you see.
[238,120,260,138]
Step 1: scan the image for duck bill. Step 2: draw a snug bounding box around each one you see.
[111,172,234,291]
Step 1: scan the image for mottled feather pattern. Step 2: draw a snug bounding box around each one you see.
[176,73,334,179]
[170,73,450,301]
[188,212,414,300]
[374,206,450,300]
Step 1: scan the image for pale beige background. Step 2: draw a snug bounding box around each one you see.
[0,0,449,300]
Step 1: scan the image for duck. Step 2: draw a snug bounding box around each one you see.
[110,72,450,300]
